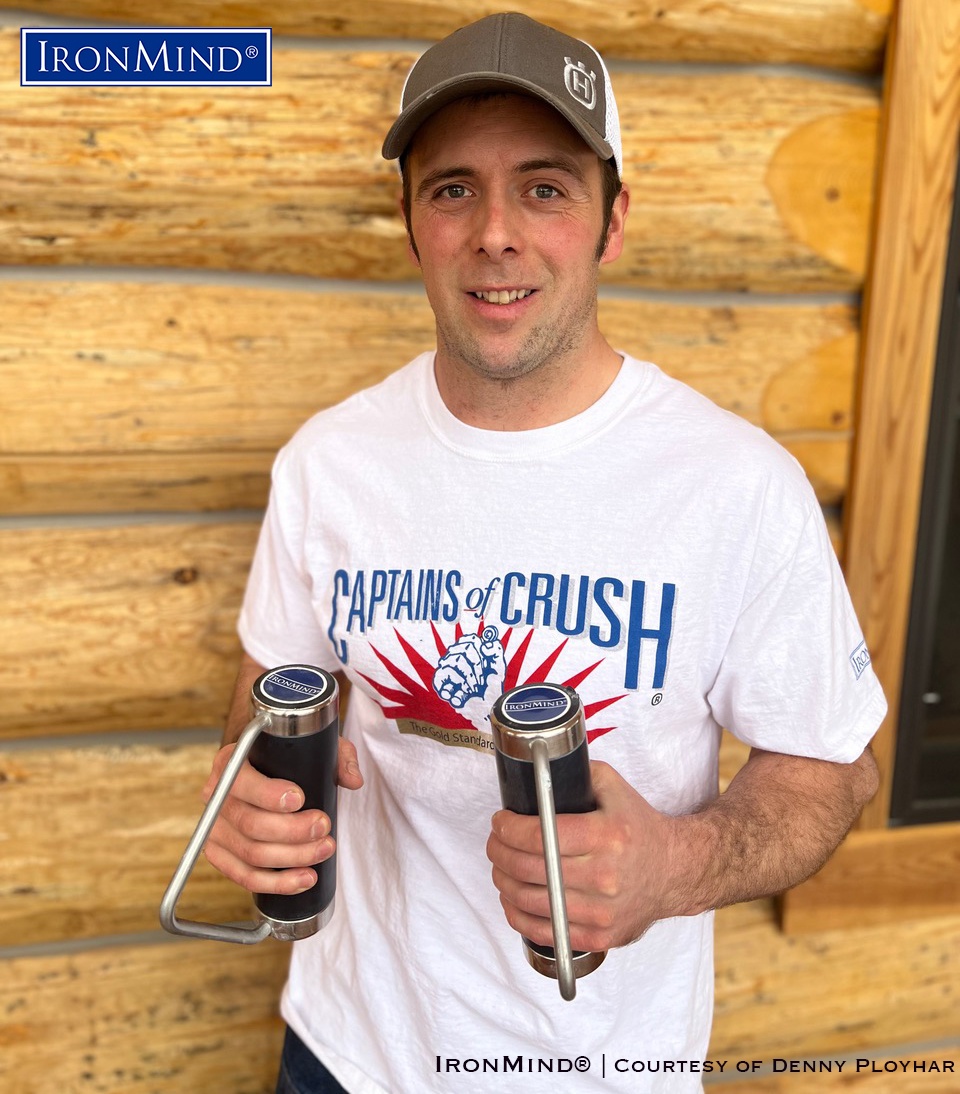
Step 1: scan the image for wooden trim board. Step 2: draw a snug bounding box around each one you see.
[843,0,960,827]
[781,820,960,933]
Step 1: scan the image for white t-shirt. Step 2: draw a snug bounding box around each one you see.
[238,352,886,1093]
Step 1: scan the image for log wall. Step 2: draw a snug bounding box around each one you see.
[1,1,956,1091]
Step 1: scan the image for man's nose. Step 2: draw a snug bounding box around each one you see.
[470,193,520,258]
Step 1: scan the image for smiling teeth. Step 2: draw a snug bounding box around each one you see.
[474,289,531,304]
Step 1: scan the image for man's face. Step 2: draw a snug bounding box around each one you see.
[404,94,626,387]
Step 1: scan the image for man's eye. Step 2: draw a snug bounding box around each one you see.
[532,185,559,199]
[440,184,469,199]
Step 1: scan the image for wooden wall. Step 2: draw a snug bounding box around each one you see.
[1,1,958,1091]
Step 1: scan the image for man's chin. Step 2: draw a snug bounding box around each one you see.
[453,346,551,384]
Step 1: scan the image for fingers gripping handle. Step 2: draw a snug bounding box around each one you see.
[159,711,274,943]
[160,665,340,944]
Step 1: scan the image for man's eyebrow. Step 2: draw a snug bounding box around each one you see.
[515,157,588,184]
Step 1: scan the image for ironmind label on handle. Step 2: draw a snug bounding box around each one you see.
[259,666,333,708]
[501,684,573,728]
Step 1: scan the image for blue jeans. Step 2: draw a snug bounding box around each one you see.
[275,1026,348,1094]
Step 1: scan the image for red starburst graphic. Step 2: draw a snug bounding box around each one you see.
[359,620,626,742]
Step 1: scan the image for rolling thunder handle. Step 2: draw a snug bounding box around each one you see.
[490,683,606,1001]
[160,665,340,944]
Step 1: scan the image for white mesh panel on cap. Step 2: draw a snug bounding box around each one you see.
[577,36,622,177]
[600,64,623,176]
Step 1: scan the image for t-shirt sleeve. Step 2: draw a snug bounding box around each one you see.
[706,494,887,764]
[237,443,337,671]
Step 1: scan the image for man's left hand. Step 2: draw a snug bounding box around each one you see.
[486,760,683,952]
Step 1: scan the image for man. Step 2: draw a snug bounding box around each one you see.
[203,14,886,1093]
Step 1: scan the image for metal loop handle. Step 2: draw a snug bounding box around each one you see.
[530,738,577,1001]
[160,712,273,944]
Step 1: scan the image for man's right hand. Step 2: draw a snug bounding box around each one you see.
[200,735,363,895]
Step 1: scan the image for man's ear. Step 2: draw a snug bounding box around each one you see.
[599,184,630,267]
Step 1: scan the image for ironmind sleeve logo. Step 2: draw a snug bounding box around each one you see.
[327,568,676,694]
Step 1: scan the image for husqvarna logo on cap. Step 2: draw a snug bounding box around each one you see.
[564,57,597,109]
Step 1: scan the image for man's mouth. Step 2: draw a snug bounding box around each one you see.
[471,289,535,305]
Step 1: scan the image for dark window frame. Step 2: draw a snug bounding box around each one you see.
[890,152,960,824]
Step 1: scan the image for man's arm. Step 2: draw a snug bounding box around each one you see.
[674,745,878,915]
[202,653,363,895]
[486,745,878,953]
[221,652,270,744]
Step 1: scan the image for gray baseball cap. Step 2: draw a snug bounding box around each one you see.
[382,13,622,175]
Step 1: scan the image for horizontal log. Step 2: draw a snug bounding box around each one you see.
[0,898,956,1091]
[0,31,880,290]
[11,0,892,70]
[780,821,960,933]
[0,281,858,514]
[0,282,433,459]
[0,451,273,514]
[0,522,257,738]
[710,899,960,1059]
[0,938,288,1093]
[0,743,254,946]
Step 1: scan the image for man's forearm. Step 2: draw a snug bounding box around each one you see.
[667,746,879,918]
[221,654,268,745]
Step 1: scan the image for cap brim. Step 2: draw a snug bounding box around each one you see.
[381,73,615,164]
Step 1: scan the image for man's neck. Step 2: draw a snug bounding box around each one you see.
[434,338,624,431]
